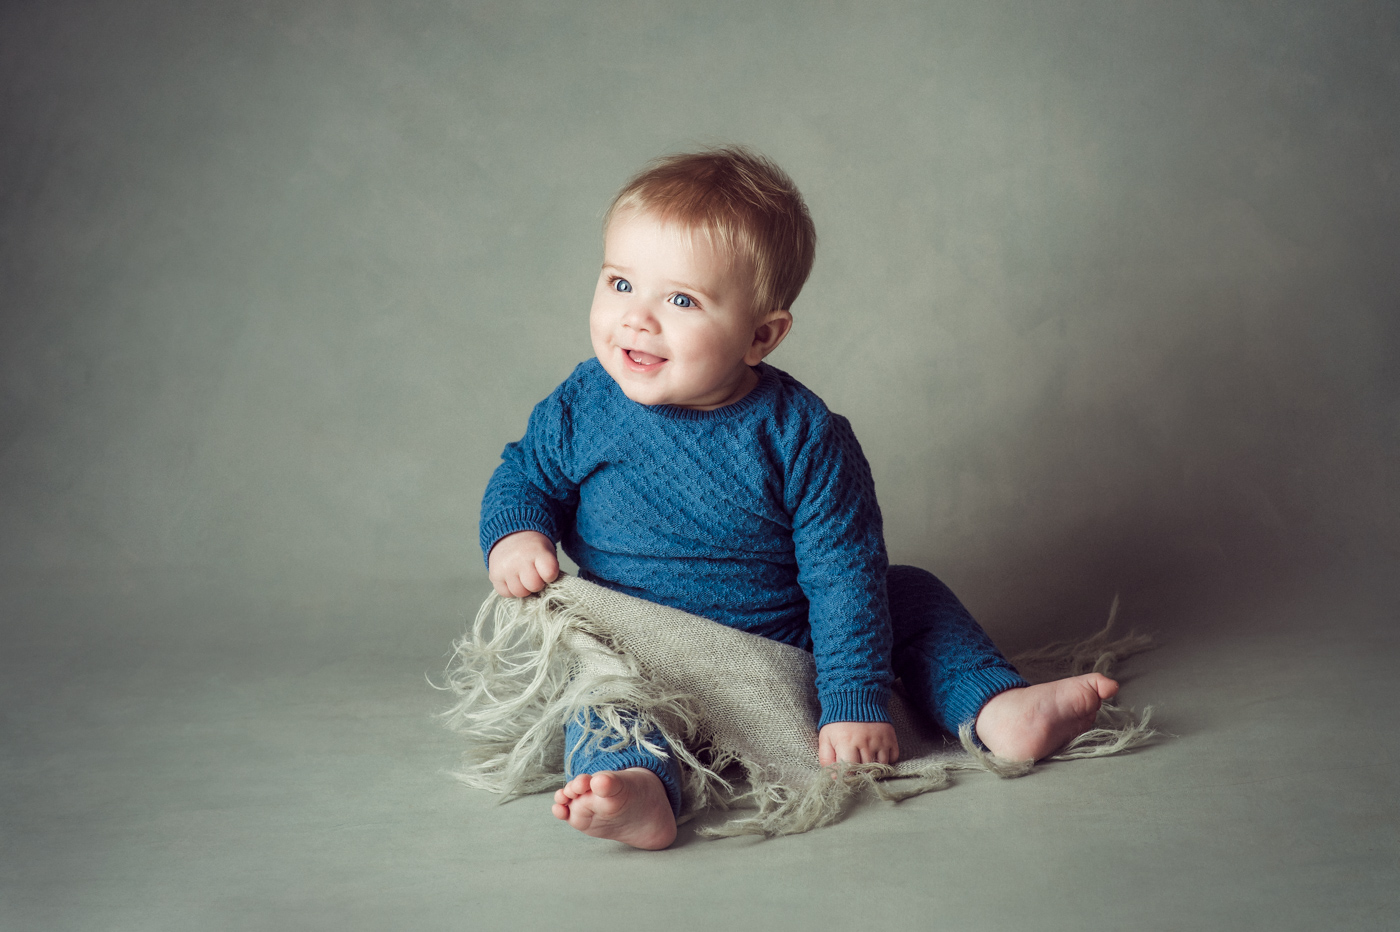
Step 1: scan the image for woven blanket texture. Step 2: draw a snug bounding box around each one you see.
[440,574,1157,837]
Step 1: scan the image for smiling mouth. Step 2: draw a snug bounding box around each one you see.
[626,349,666,366]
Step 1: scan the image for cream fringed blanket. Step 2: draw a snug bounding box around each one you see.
[439,574,1157,838]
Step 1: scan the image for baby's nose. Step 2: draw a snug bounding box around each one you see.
[621,301,659,330]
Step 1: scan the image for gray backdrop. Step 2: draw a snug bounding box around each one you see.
[3,1,1395,640]
[4,1,1396,627]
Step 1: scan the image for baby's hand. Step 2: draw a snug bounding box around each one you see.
[487,530,560,598]
[818,721,900,766]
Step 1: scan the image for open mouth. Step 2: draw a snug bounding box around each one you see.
[625,349,666,367]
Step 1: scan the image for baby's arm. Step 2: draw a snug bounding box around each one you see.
[789,413,898,756]
[488,530,560,598]
[479,378,582,592]
[818,721,899,766]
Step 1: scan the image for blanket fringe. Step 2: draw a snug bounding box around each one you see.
[434,588,737,817]
[437,584,1160,838]
[1000,594,1161,763]
[1009,594,1158,681]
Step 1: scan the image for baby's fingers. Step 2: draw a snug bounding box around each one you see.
[512,565,547,597]
[852,744,883,765]
[491,566,540,599]
[535,550,560,585]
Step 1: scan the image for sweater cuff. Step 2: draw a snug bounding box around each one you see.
[816,686,892,730]
[479,508,558,566]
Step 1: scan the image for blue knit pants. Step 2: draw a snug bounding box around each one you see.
[564,565,1030,815]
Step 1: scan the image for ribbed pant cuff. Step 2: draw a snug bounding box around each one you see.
[565,738,684,817]
[938,665,1032,742]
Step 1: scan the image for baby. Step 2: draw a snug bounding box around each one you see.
[481,147,1118,849]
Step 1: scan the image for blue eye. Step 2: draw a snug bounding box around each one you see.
[670,294,694,308]
[612,278,632,293]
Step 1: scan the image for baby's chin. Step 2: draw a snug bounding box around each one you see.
[613,380,682,407]
[605,373,701,408]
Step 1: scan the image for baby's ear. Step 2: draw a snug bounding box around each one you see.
[745,309,793,365]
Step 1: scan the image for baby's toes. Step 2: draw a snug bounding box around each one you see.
[1084,672,1120,701]
[562,773,593,798]
[1069,674,1117,723]
[588,771,622,799]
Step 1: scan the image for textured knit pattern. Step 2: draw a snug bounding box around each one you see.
[481,359,892,727]
[886,565,1031,733]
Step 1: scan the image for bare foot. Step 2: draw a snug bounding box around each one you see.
[974,673,1120,762]
[551,768,676,850]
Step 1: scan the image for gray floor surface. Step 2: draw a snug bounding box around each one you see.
[3,548,1396,931]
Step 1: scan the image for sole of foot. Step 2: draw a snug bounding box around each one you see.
[974,672,1120,762]
[551,767,677,850]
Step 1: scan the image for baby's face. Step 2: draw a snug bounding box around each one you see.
[590,208,765,410]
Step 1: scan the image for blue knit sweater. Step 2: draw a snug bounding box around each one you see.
[480,359,893,728]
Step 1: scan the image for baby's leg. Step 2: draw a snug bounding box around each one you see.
[553,710,681,850]
[887,565,1118,761]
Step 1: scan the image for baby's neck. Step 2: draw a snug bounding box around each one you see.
[675,365,759,411]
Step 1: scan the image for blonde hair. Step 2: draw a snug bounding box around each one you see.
[605,147,817,316]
